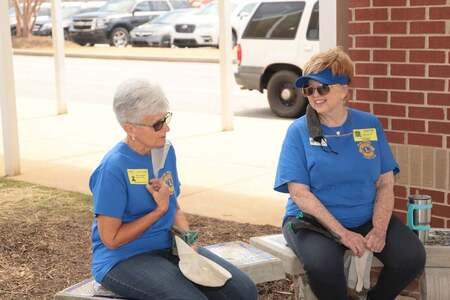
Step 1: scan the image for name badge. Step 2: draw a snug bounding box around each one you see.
[309,137,327,146]
[127,169,149,184]
[353,128,378,142]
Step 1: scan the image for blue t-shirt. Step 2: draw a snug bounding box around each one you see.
[89,141,181,283]
[274,108,399,228]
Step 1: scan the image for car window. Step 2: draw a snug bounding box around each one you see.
[135,1,151,11]
[306,1,319,40]
[100,0,135,13]
[169,0,190,9]
[238,2,257,16]
[150,1,171,11]
[242,1,305,39]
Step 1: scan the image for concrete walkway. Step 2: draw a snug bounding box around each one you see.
[1,96,291,226]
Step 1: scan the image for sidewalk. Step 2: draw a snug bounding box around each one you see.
[0,97,291,226]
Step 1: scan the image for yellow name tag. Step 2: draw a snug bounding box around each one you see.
[353,128,378,142]
[127,169,149,184]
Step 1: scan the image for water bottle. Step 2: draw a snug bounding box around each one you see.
[407,194,432,243]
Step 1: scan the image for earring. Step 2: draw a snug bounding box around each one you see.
[131,135,135,141]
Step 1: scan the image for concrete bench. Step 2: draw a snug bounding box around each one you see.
[55,241,285,300]
[250,234,383,300]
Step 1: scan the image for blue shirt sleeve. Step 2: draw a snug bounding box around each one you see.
[274,123,310,193]
[375,118,400,175]
[90,166,128,219]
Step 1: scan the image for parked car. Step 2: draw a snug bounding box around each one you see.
[69,0,191,47]
[130,8,194,47]
[172,0,257,48]
[234,0,319,118]
[9,3,51,36]
[32,2,105,38]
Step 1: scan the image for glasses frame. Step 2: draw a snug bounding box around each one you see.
[301,84,339,97]
[132,112,172,132]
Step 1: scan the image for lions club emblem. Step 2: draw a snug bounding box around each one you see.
[358,141,376,159]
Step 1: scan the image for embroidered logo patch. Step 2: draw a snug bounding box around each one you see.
[127,169,149,184]
[358,141,376,159]
[162,171,175,194]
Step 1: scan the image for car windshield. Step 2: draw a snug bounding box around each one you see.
[152,10,189,23]
[37,7,51,17]
[62,6,83,18]
[197,2,238,15]
[99,0,135,13]
[169,0,190,9]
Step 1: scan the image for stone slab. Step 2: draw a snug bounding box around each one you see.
[55,279,123,300]
[205,241,285,284]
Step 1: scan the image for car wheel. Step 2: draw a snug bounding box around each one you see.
[232,31,237,47]
[267,70,307,118]
[75,41,87,46]
[161,35,171,48]
[110,27,129,47]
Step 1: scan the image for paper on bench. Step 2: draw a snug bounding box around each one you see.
[175,236,232,287]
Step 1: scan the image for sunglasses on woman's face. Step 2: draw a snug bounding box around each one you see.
[301,84,336,96]
[133,112,172,131]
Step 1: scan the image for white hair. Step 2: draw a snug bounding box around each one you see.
[113,78,169,125]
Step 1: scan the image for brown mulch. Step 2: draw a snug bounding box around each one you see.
[0,179,294,300]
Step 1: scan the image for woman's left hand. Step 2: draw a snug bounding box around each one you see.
[365,228,386,253]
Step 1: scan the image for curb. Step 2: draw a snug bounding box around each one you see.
[13,49,219,64]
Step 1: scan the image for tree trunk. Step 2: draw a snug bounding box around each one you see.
[13,0,43,38]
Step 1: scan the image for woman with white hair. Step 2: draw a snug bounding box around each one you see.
[89,78,257,300]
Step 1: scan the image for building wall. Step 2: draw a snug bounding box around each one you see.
[347,0,450,228]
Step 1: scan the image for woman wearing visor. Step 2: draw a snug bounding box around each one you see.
[89,78,257,300]
[274,48,425,300]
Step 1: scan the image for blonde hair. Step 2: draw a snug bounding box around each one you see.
[303,47,354,84]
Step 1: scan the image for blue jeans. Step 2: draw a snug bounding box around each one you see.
[283,215,425,300]
[101,247,258,300]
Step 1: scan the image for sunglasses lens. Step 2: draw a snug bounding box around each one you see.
[153,113,172,131]
[302,87,314,96]
[317,85,330,96]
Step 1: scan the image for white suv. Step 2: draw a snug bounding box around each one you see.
[234,0,319,118]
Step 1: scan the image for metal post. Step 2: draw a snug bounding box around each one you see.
[0,0,21,175]
[51,0,68,114]
[218,0,233,131]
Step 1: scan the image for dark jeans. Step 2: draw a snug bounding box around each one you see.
[101,247,258,300]
[283,215,425,300]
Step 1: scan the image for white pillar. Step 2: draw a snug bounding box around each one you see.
[51,0,68,114]
[319,0,337,51]
[0,0,21,175]
[218,0,233,131]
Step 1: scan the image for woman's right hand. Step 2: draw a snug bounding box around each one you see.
[340,230,367,257]
[147,179,170,214]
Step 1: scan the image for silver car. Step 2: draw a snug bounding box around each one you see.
[130,8,194,47]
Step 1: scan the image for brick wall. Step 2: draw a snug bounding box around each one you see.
[347,0,450,229]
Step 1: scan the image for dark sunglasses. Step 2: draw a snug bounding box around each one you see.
[133,112,172,131]
[301,84,336,96]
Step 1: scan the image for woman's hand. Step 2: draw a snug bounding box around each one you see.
[341,230,367,257]
[365,228,386,253]
[147,179,170,214]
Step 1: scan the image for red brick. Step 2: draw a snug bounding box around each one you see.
[374,22,407,34]
[355,8,388,21]
[429,65,450,78]
[394,185,407,198]
[410,79,445,92]
[356,89,388,102]
[348,49,370,61]
[356,36,387,48]
[373,50,406,62]
[391,64,424,76]
[385,131,405,144]
[410,21,446,34]
[429,121,450,134]
[410,50,446,63]
[351,76,370,88]
[379,117,389,128]
[391,7,425,20]
[349,0,371,7]
[409,106,445,119]
[392,119,425,132]
[373,77,406,90]
[427,93,450,106]
[355,63,388,75]
[448,193,450,205]
[391,37,425,49]
[447,219,450,228]
[348,101,371,112]
[431,217,445,228]
[448,108,450,120]
[411,0,446,4]
[429,37,450,49]
[409,188,446,203]
[408,133,443,147]
[373,0,406,6]
[374,104,406,117]
[433,204,450,218]
[430,6,450,19]
[395,197,407,210]
[348,22,371,34]
[448,136,450,149]
[391,91,425,104]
